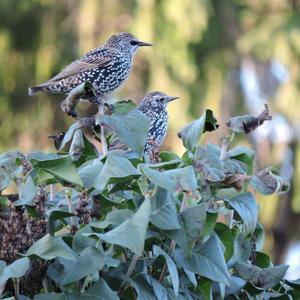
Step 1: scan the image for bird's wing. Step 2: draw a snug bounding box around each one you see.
[47,55,113,83]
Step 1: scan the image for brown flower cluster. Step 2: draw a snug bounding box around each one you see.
[74,191,92,224]
[0,186,47,263]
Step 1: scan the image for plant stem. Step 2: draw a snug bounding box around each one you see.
[0,282,6,298]
[65,189,75,226]
[159,193,188,284]
[13,278,20,299]
[97,97,108,155]
[220,137,229,160]
[126,254,139,278]
[49,184,55,201]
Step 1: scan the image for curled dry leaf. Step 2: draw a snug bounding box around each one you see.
[222,174,250,191]
[226,104,272,134]
[69,129,85,161]
[60,81,96,118]
[48,132,65,150]
[250,167,290,195]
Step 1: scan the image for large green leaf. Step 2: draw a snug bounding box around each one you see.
[91,209,134,229]
[25,234,76,260]
[86,196,151,254]
[140,165,198,196]
[48,246,104,285]
[178,109,218,152]
[228,233,251,267]
[169,204,206,256]
[150,187,180,230]
[30,155,83,187]
[153,245,179,296]
[214,223,234,261]
[226,192,258,235]
[78,158,104,189]
[0,257,30,284]
[235,262,289,289]
[34,293,66,300]
[174,235,231,285]
[97,108,150,156]
[85,278,119,300]
[81,155,140,191]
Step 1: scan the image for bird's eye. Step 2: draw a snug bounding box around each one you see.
[130,40,139,46]
[159,98,165,102]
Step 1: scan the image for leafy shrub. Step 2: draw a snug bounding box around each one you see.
[0,98,298,299]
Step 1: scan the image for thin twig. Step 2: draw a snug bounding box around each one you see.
[65,189,75,226]
[97,97,108,155]
[49,184,55,201]
[0,282,6,298]
[126,254,139,278]
[220,137,229,160]
[159,193,188,284]
[13,278,20,299]
[42,278,49,293]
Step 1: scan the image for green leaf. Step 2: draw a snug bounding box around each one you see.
[150,187,180,230]
[235,263,289,289]
[202,212,218,239]
[254,251,271,268]
[252,265,289,289]
[14,175,36,206]
[234,262,261,281]
[226,192,258,235]
[31,155,83,187]
[91,209,134,229]
[97,107,150,156]
[140,165,198,196]
[34,293,66,300]
[48,246,105,285]
[86,278,119,300]
[153,245,179,296]
[228,233,251,267]
[78,159,104,189]
[169,204,206,256]
[86,155,140,191]
[214,223,234,261]
[250,167,290,195]
[178,109,218,152]
[47,209,74,235]
[0,257,30,284]
[112,99,136,114]
[197,277,212,300]
[87,196,151,254]
[25,234,76,260]
[59,122,80,150]
[227,146,255,175]
[174,235,231,285]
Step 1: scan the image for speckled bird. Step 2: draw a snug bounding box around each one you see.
[28,32,152,102]
[138,91,179,157]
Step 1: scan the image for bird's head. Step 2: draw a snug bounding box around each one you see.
[139,91,179,111]
[105,32,152,55]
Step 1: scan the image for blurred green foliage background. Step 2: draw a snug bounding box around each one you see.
[0,0,300,276]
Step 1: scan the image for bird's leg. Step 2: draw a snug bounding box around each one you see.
[97,95,108,155]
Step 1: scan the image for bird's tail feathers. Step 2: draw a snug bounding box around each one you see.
[28,82,60,96]
[28,85,44,96]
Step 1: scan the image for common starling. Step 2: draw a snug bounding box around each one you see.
[138,91,179,157]
[28,32,152,102]
[109,91,179,159]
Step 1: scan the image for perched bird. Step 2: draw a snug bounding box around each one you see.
[109,91,179,160]
[28,32,152,103]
